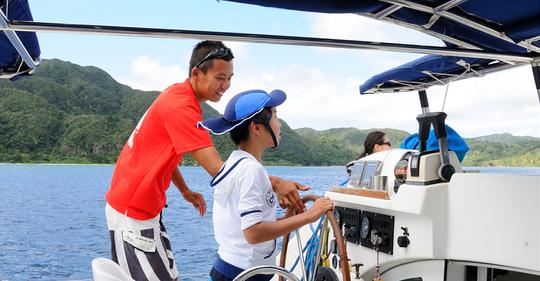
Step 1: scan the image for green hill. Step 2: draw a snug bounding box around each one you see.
[462,134,540,166]
[0,59,538,166]
[296,127,410,161]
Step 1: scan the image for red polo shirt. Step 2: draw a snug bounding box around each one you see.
[106,80,213,220]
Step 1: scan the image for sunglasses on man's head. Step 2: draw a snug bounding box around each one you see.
[194,47,234,68]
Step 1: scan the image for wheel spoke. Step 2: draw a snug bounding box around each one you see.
[280,195,351,281]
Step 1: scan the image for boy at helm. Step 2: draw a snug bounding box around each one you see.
[199,89,334,281]
[105,41,308,281]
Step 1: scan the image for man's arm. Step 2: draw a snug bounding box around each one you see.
[190,146,224,177]
[172,168,206,217]
[170,146,222,217]
[269,176,309,213]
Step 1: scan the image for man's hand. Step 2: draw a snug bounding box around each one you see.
[270,176,310,213]
[180,189,206,217]
[172,168,206,217]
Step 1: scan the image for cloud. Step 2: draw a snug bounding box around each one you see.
[116,42,249,92]
[304,13,445,81]
[223,41,250,60]
[222,62,539,138]
[117,55,185,92]
[425,66,540,137]
[117,50,539,138]
[309,13,442,45]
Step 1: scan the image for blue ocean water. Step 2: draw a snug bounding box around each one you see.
[0,164,538,281]
[0,165,345,281]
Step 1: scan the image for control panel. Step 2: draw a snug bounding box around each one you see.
[335,207,361,244]
[335,207,394,255]
[348,160,382,189]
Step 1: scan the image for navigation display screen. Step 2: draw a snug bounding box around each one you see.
[360,162,379,187]
[349,161,365,188]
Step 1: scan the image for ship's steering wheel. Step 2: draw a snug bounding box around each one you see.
[233,195,350,281]
[280,195,350,281]
[232,265,300,281]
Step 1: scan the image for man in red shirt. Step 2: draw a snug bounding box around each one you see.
[105,40,308,281]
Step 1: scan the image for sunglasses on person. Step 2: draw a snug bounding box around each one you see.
[194,47,234,68]
[379,141,391,147]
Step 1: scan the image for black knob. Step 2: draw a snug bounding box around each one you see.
[329,239,337,254]
[351,263,363,279]
[401,226,409,235]
[438,164,455,181]
[397,235,410,247]
[345,226,357,238]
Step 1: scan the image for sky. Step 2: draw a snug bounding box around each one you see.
[26,0,540,138]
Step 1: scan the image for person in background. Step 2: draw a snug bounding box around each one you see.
[198,89,334,281]
[358,130,392,159]
[104,40,308,281]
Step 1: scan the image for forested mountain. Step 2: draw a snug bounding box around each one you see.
[463,134,540,166]
[0,59,538,166]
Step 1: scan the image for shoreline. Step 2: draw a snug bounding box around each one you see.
[1,162,539,169]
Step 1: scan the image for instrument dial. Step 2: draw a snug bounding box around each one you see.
[360,216,370,239]
[334,210,341,224]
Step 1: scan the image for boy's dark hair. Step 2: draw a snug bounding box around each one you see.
[189,40,234,77]
[230,108,272,145]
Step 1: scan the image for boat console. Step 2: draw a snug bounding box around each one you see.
[315,143,540,281]
[313,96,539,280]
[406,150,462,185]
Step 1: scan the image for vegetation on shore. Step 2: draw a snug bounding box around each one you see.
[1,59,538,166]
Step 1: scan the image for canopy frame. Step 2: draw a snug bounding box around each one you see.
[2,19,535,64]
[376,0,540,53]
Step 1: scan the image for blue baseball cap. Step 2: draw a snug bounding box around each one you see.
[198,89,287,135]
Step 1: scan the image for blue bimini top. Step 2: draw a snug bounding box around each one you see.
[224,0,540,94]
[0,0,41,80]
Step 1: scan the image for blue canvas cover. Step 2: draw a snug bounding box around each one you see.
[0,0,40,80]
[222,1,385,14]
[359,55,489,94]
[4,0,539,85]
[224,0,540,52]
[400,125,470,162]
[224,0,540,93]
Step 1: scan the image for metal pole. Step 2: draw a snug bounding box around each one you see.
[295,229,308,281]
[3,20,534,62]
[419,90,430,114]
[310,217,327,281]
[378,0,521,47]
[531,62,540,103]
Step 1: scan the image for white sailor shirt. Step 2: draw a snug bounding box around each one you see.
[211,150,277,270]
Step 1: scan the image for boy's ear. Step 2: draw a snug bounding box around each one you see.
[249,121,259,134]
[252,122,267,137]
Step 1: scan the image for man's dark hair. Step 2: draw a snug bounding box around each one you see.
[230,108,272,145]
[189,40,234,77]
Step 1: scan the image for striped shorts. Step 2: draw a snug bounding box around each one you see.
[106,204,179,281]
